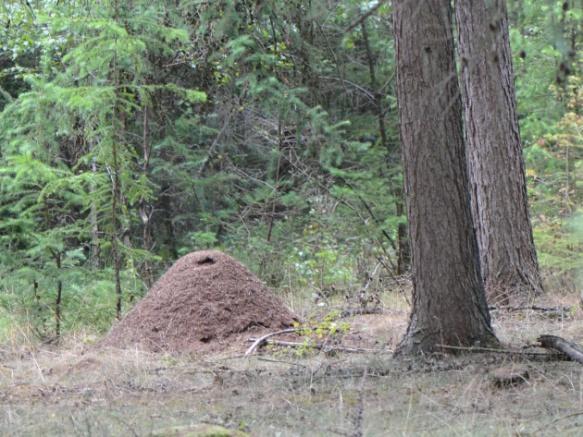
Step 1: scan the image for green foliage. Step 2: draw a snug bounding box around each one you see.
[0,0,579,340]
[0,0,204,337]
[508,0,582,291]
[525,73,583,288]
[290,310,351,357]
[510,0,581,142]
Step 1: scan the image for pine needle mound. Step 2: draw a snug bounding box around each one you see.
[102,250,296,353]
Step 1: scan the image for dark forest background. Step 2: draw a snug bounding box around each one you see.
[0,0,580,339]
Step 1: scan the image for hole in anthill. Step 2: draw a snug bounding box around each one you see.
[197,256,215,266]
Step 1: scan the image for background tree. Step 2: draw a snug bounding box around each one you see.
[0,0,403,336]
[393,0,497,353]
[457,0,544,304]
[0,0,579,341]
[511,0,582,293]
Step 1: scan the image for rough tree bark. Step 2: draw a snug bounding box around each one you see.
[393,0,498,353]
[456,0,543,304]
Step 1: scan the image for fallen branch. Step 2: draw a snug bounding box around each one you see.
[489,305,573,317]
[437,344,565,359]
[247,338,389,354]
[244,328,298,356]
[340,307,383,318]
[529,305,572,313]
[538,335,583,364]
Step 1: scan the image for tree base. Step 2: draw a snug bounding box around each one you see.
[395,330,500,356]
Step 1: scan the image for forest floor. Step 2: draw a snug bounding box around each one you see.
[2,292,583,436]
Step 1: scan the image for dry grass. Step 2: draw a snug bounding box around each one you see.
[2,290,583,436]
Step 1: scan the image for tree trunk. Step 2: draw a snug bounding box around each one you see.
[111,11,123,319]
[89,152,101,269]
[456,0,543,304]
[140,107,154,288]
[53,251,62,340]
[393,0,498,354]
[111,133,123,320]
[361,19,410,275]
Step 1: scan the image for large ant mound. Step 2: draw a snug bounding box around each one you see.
[102,250,296,353]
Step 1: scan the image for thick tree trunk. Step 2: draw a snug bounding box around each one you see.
[393,0,498,354]
[456,0,543,304]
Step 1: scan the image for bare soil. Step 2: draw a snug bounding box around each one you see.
[102,250,297,353]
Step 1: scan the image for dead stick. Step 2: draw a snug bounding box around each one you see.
[489,305,572,314]
[245,328,298,356]
[248,338,390,354]
[437,344,564,358]
[538,335,583,364]
[340,307,383,318]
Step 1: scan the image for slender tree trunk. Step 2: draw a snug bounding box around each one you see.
[53,251,62,340]
[361,21,388,150]
[140,107,154,288]
[395,200,409,275]
[361,19,410,274]
[112,3,123,319]
[393,0,497,354]
[456,0,543,304]
[266,118,283,244]
[33,279,39,306]
[89,151,101,268]
[111,133,123,319]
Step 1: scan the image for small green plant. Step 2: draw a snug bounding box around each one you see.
[291,310,351,357]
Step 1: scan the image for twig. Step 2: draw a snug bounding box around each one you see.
[345,0,388,33]
[31,353,46,383]
[245,328,298,356]
[361,262,382,293]
[196,108,235,177]
[317,76,376,102]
